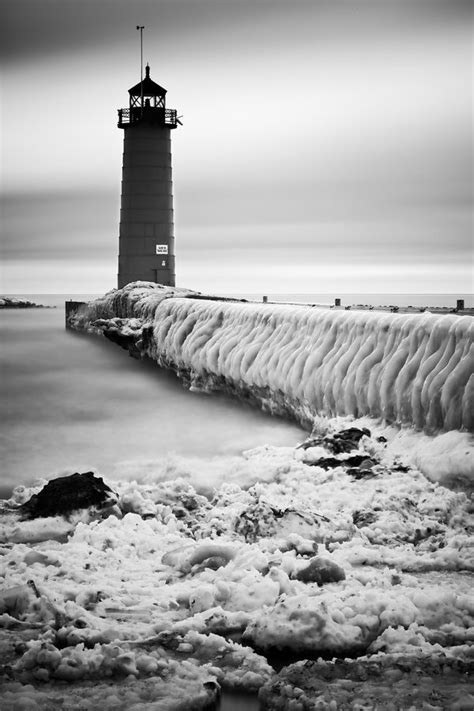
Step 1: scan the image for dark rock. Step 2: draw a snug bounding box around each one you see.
[377,435,387,443]
[347,468,378,480]
[393,463,410,473]
[171,506,189,519]
[235,499,317,543]
[20,472,118,519]
[330,437,359,453]
[346,455,376,468]
[298,428,371,454]
[301,428,378,469]
[353,510,378,527]
[326,428,371,454]
[308,455,377,471]
[307,456,343,469]
[346,458,378,479]
[295,556,346,585]
[334,427,371,442]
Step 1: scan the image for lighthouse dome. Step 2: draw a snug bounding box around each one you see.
[128,64,167,97]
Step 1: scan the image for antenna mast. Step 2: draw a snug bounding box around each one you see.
[136,25,144,114]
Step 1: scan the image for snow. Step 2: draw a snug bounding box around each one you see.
[1,428,473,707]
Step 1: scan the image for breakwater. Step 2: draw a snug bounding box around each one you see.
[69,283,474,435]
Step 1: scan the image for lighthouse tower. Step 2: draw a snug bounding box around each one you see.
[117,65,178,289]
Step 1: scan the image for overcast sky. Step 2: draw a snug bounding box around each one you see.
[1,0,472,295]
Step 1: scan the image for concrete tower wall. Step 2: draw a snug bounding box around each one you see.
[118,124,175,288]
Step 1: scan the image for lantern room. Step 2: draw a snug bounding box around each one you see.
[118,64,178,129]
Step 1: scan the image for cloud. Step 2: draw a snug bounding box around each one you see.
[177,256,472,296]
[1,191,119,261]
[1,0,471,294]
[1,0,471,63]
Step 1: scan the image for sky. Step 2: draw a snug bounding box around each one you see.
[1,0,472,295]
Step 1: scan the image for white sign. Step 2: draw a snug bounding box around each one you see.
[156,244,168,255]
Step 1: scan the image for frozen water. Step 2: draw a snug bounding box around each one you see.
[81,283,473,434]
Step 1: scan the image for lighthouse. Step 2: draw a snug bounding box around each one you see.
[117,64,179,288]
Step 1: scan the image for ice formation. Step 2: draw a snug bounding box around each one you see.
[71,283,474,436]
[1,427,473,708]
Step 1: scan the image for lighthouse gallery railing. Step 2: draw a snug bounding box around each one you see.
[118,108,178,128]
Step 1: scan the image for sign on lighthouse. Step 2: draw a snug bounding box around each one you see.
[117,36,180,289]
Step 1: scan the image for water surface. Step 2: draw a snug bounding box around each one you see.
[0,305,304,496]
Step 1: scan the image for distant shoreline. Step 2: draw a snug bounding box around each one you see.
[0,296,55,310]
[2,290,473,312]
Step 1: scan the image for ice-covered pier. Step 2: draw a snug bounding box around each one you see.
[68,282,473,436]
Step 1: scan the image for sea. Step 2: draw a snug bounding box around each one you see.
[0,295,305,499]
